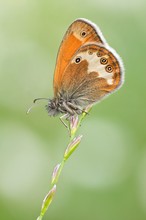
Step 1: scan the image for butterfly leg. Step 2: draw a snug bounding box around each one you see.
[67,102,83,115]
[59,114,70,133]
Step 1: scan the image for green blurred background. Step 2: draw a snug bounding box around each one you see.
[0,0,146,219]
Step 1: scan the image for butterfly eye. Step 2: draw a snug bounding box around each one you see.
[100,57,108,65]
[105,65,113,73]
[88,51,93,55]
[80,30,87,37]
[97,51,104,57]
[75,57,81,64]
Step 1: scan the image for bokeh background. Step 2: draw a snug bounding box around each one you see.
[0,0,146,219]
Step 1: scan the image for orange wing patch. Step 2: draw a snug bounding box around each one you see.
[53,34,81,96]
[53,19,106,96]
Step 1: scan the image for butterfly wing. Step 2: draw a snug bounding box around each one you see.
[59,43,124,108]
[53,18,106,96]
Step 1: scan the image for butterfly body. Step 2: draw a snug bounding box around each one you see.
[46,97,83,117]
[46,18,124,117]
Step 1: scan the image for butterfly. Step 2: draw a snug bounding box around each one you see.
[35,18,124,118]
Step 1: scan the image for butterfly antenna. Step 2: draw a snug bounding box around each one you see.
[26,97,49,114]
[33,97,49,103]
